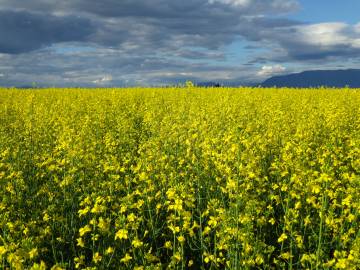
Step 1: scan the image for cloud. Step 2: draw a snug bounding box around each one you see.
[0,10,94,54]
[293,22,360,51]
[0,0,301,54]
[208,0,251,7]
[1,0,360,86]
[237,19,360,66]
[252,21,360,62]
[208,0,299,12]
[296,23,352,47]
[0,46,260,87]
[0,0,304,86]
[257,65,286,77]
[93,74,113,84]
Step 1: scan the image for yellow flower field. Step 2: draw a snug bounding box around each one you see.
[0,87,359,269]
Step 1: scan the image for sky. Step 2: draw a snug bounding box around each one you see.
[0,0,360,87]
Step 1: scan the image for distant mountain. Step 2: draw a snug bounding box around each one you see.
[262,69,360,88]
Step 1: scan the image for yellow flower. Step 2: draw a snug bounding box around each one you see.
[226,178,236,190]
[120,205,127,213]
[255,254,264,265]
[76,237,85,247]
[127,213,136,222]
[347,213,355,222]
[139,172,147,181]
[98,217,109,232]
[173,252,181,262]
[29,248,38,259]
[304,215,311,226]
[91,204,106,214]
[30,261,46,270]
[278,233,288,243]
[115,229,128,240]
[335,258,348,269]
[169,198,183,211]
[74,255,85,269]
[204,252,215,264]
[120,253,132,264]
[164,241,172,249]
[166,189,176,200]
[203,226,211,235]
[168,225,180,234]
[136,199,144,209]
[132,238,144,248]
[296,235,304,249]
[0,246,6,257]
[92,252,102,264]
[342,195,352,207]
[105,247,114,254]
[280,252,292,260]
[43,213,50,222]
[79,225,91,236]
[82,196,91,206]
[78,207,90,217]
[311,185,321,194]
[177,235,185,243]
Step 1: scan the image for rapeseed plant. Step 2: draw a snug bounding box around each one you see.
[0,87,359,269]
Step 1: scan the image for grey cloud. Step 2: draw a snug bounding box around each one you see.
[2,0,360,86]
[78,0,301,50]
[0,0,302,51]
[238,21,360,63]
[280,43,360,62]
[0,46,257,87]
[67,0,299,18]
[0,10,94,54]
[265,23,360,62]
[173,49,225,60]
[0,0,297,18]
[277,23,360,61]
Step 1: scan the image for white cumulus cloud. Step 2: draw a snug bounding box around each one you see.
[93,74,113,84]
[295,23,355,47]
[257,65,286,77]
[208,0,299,12]
[208,0,251,7]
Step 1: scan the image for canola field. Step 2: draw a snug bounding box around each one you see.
[0,87,359,270]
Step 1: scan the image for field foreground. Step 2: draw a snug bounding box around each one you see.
[0,87,359,269]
